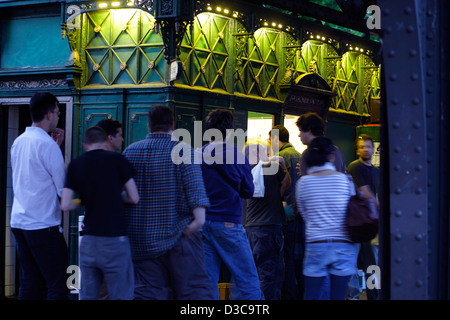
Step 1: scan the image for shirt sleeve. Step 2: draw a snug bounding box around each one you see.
[238,160,255,199]
[44,141,66,197]
[179,148,211,209]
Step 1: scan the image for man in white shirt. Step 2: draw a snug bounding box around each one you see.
[10,92,69,300]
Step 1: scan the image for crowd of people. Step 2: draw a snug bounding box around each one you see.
[9,91,379,300]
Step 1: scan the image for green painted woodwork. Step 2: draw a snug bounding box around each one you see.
[0,16,70,68]
[75,9,380,118]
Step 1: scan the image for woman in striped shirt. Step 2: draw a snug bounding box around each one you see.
[296,136,357,300]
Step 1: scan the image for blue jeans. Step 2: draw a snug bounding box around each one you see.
[79,235,134,300]
[12,226,69,300]
[303,241,357,300]
[202,220,264,300]
[246,225,284,300]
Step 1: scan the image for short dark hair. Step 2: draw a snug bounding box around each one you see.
[148,104,173,133]
[355,134,374,148]
[29,92,59,123]
[305,136,335,167]
[205,109,234,140]
[96,118,122,137]
[83,126,107,145]
[270,125,289,143]
[295,112,325,136]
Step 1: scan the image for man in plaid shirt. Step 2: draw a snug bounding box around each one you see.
[123,104,213,299]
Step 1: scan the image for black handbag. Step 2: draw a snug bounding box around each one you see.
[345,175,379,243]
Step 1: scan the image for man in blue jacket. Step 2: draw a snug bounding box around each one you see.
[199,109,263,300]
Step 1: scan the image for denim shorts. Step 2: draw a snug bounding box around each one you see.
[303,241,357,277]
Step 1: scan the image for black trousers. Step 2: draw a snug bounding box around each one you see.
[12,226,70,300]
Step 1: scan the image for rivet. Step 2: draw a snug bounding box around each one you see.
[394,210,402,217]
[415,146,422,153]
[390,73,397,81]
[415,233,423,241]
[404,7,412,14]
[413,121,421,129]
[415,164,423,171]
[410,73,419,81]
[393,164,401,171]
[409,49,417,57]
[383,8,391,16]
[393,121,400,129]
[407,25,415,33]
[416,257,423,264]
[427,87,433,94]
[412,97,420,105]
[395,280,403,287]
[416,280,424,288]
[415,210,423,218]
[415,188,423,195]
[391,98,399,105]
[395,233,402,240]
[388,50,396,57]
[394,256,402,263]
[394,146,401,153]
[395,188,402,195]
[426,110,433,118]
[427,133,433,141]
[426,32,434,40]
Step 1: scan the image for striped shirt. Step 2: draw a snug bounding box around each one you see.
[296,163,355,243]
[123,133,210,259]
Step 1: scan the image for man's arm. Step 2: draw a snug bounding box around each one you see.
[61,188,82,211]
[184,206,206,236]
[122,178,139,204]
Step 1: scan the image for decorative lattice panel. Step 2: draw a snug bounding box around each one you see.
[234,28,280,99]
[82,9,165,86]
[180,13,230,91]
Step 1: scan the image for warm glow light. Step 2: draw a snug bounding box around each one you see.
[224,9,229,14]
[127,1,134,6]
[99,2,108,8]
[264,22,268,26]
[207,6,212,10]
[216,6,222,11]
[278,24,282,28]
[111,1,120,6]
[272,22,276,27]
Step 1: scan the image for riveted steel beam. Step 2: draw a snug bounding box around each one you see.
[379,0,428,299]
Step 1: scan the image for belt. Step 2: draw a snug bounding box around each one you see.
[308,239,353,244]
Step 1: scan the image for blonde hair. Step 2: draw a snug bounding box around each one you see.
[244,138,269,163]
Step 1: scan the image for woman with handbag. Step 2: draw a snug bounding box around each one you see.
[296,136,357,300]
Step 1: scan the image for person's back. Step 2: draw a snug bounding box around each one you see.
[62,126,138,300]
[297,172,352,241]
[11,127,66,229]
[200,142,254,223]
[245,161,287,227]
[295,136,357,300]
[65,149,133,236]
[122,104,213,300]
[199,109,262,300]
[124,134,208,257]
[10,91,69,300]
